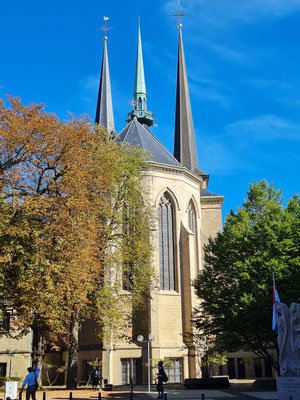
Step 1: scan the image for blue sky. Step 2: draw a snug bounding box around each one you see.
[1,0,300,221]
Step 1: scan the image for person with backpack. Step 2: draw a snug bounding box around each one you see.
[20,363,40,400]
[156,361,168,399]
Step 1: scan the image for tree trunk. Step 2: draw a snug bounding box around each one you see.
[32,328,44,387]
[66,313,79,389]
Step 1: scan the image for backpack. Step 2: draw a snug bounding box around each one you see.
[162,371,168,383]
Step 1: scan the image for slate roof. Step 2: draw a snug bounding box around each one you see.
[201,188,223,198]
[117,117,181,167]
[174,27,199,171]
[95,39,115,133]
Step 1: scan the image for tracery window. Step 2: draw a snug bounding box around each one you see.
[158,194,175,290]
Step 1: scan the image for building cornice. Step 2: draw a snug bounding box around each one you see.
[144,161,203,185]
[201,196,224,205]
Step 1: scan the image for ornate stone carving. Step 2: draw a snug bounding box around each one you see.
[275,302,300,376]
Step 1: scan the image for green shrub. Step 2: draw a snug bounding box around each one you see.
[0,376,22,387]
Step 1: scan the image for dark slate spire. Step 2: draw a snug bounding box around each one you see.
[127,20,154,127]
[173,25,199,172]
[95,36,115,133]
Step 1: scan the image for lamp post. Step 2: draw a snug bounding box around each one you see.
[137,333,155,392]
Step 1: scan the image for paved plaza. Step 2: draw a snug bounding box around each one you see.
[0,384,278,400]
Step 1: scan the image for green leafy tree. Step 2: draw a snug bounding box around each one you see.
[193,180,300,372]
[0,97,153,388]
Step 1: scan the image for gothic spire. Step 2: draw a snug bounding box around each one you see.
[95,36,115,133]
[173,25,199,172]
[134,20,146,105]
[127,19,154,127]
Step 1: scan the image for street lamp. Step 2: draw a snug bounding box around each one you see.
[137,333,155,392]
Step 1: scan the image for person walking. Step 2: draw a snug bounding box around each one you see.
[156,361,167,399]
[20,363,40,400]
[92,366,101,389]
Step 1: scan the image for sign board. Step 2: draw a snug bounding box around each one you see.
[277,376,300,400]
[4,381,18,400]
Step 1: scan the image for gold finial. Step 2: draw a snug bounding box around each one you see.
[104,36,107,40]
[178,23,182,28]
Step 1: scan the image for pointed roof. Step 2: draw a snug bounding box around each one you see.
[173,26,199,173]
[127,21,154,127]
[134,21,146,98]
[95,37,115,133]
[118,118,181,167]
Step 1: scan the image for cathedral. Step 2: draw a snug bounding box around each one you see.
[0,21,225,385]
[91,21,224,385]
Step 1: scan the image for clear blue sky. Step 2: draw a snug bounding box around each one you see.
[1,0,300,221]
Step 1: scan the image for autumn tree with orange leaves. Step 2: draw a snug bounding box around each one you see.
[0,97,153,388]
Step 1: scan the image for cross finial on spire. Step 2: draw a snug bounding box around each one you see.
[169,0,190,26]
[98,16,114,40]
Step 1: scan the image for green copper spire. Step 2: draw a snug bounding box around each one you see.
[134,21,146,105]
[127,19,154,127]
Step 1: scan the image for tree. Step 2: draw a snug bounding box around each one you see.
[193,180,300,372]
[0,97,153,387]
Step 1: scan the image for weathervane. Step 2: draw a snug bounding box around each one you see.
[97,16,114,39]
[169,0,190,26]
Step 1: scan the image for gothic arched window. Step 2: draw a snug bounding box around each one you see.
[188,200,199,273]
[159,194,175,290]
[138,97,142,110]
[188,201,196,233]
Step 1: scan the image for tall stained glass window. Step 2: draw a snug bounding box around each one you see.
[159,194,175,290]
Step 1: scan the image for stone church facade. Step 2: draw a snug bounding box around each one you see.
[95,22,223,385]
[0,21,275,385]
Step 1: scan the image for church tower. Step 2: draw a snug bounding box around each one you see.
[127,21,154,127]
[95,35,115,133]
[174,24,199,173]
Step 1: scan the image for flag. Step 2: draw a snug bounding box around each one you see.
[272,273,280,334]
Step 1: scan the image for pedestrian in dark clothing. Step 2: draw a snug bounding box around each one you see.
[20,364,40,400]
[92,366,101,389]
[156,361,165,399]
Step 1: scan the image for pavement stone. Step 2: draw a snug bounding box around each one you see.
[241,393,277,400]
[0,385,278,400]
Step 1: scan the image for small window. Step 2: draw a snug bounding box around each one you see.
[164,358,182,383]
[188,202,195,233]
[138,97,142,110]
[187,201,199,273]
[0,363,7,378]
[120,358,142,385]
[122,262,134,291]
